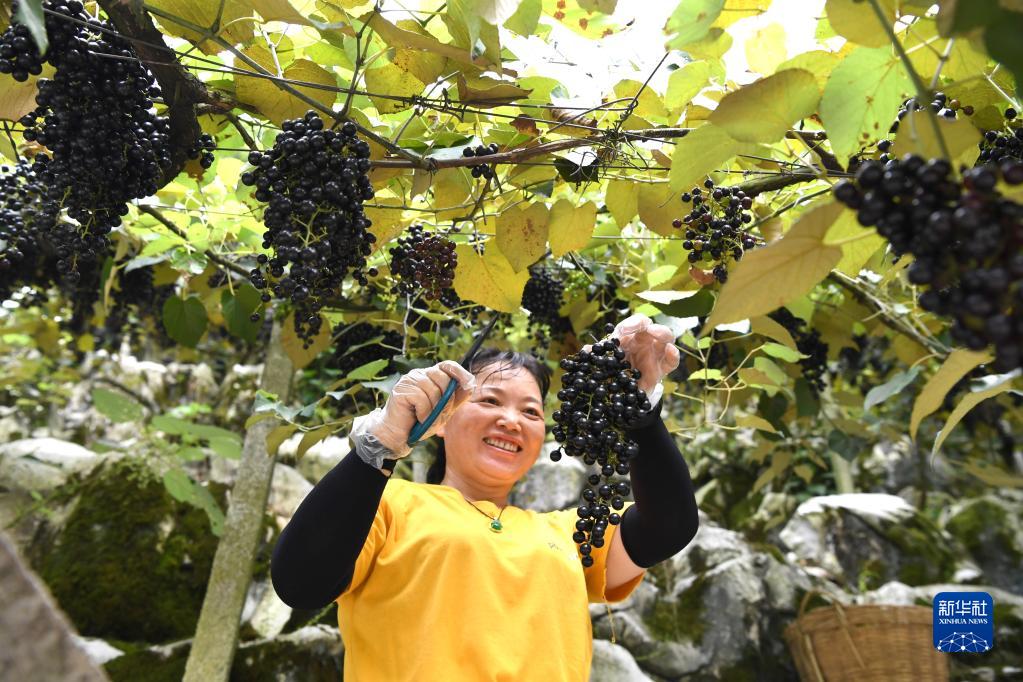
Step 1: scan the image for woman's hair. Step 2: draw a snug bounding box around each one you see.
[426,348,552,485]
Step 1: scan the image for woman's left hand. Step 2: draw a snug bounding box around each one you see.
[611,314,680,399]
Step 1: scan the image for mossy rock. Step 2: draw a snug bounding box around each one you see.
[104,627,344,682]
[944,498,1023,594]
[29,457,223,643]
[643,573,710,643]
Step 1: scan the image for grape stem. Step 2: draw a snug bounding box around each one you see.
[865,0,952,161]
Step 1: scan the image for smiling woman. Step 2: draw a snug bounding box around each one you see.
[270,315,699,681]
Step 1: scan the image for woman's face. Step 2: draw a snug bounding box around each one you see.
[436,364,546,487]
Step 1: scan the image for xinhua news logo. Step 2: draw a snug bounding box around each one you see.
[933,591,994,653]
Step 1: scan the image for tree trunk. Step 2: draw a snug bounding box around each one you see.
[183,320,294,681]
[830,452,855,494]
[0,531,110,681]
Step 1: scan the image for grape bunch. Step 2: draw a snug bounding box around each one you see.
[977,108,1021,167]
[671,178,756,284]
[833,156,1023,371]
[325,322,402,375]
[550,323,650,567]
[187,133,216,170]
[4,0,173,287]
[388,225,457,300]
[0,0,86,81]
[522,266,572,353]
[241,110,377,345]
[768,308,829,393]
[462,143,499,180]
[100,265,175,348]
[889,92,967,135]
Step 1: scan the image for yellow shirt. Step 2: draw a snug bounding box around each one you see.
[336,478,644,681]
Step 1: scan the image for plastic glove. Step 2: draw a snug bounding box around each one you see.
[349,360,477,469]
[611,314,680,405]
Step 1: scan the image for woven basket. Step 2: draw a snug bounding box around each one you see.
[783,590,948,682]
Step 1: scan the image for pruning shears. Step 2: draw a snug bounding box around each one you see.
[406,315,500,445]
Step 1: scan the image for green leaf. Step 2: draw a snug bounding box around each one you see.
[92,387,145,423]
[505,0,541,35]
[649,288,715,317]
[348,359,390,381]
[222,285,262,343]
[665,0,725,49]
[704,201,844,329]
[794,378,820,417]
[689,368,723,381]
[162,468,196,503]
[761,342,806,363]
[665,60,715,110]
[13,0,47,55]
[983,15,1023,99]
[864,366,921,411]
[708,69,820,143]
[669,125,744,193]
[162,295,208,348]
[910,349,993,440]
[151,415,193,435]
[828,429,866,461]
[297,426,334,459]
[819,46,912,166]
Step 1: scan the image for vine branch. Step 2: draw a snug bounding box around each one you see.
[138,205,250,278]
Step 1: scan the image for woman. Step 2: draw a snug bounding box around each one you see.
[271,314,699,680]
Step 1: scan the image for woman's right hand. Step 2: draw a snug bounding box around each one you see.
[350,361,477,466]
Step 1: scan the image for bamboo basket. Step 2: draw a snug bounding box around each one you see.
[783,590,949,682]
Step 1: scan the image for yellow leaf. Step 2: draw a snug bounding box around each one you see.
[933,378,1016,456]
[709,69,820,143]
[266,424,299,456]
[549,199,596,257]
[910,349,992,440]
[637,183,679,237]
[362,13,508,73]
[392,20,447,85]
[613,79,669,123]
[750,315,798,350]
[961,460,1023,488]
[794,464,815,484]
[453,243,531,313]
[775,50,840,89]
[250,0,311,24]
[281,312,332,369]
[0,73,41,122]
[365,195,408,253]
[605,179,639,227]
[432,168,473,220]
[892,334,930,366]
[148,0,254,54]
[235,51,337,125]
[668,125,744,193]
[753,450,792,494]
[892,110,982,168]
[456,75,531,107]
[684,28,734,60]
[825,208,886,276]
[705,201,844,329]
[496,203,550,272]
[735,414,778,433]
[745,23,788,75]
[364,63,424,114]
[825,0,896,48]
[712,0,770,28]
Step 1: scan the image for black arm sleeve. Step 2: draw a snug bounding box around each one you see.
[270,449,389,609]
[619,400,700,568]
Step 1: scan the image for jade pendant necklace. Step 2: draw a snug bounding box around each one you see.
[464,498,507,533]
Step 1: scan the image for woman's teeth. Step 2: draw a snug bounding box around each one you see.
[484,437,520,453]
